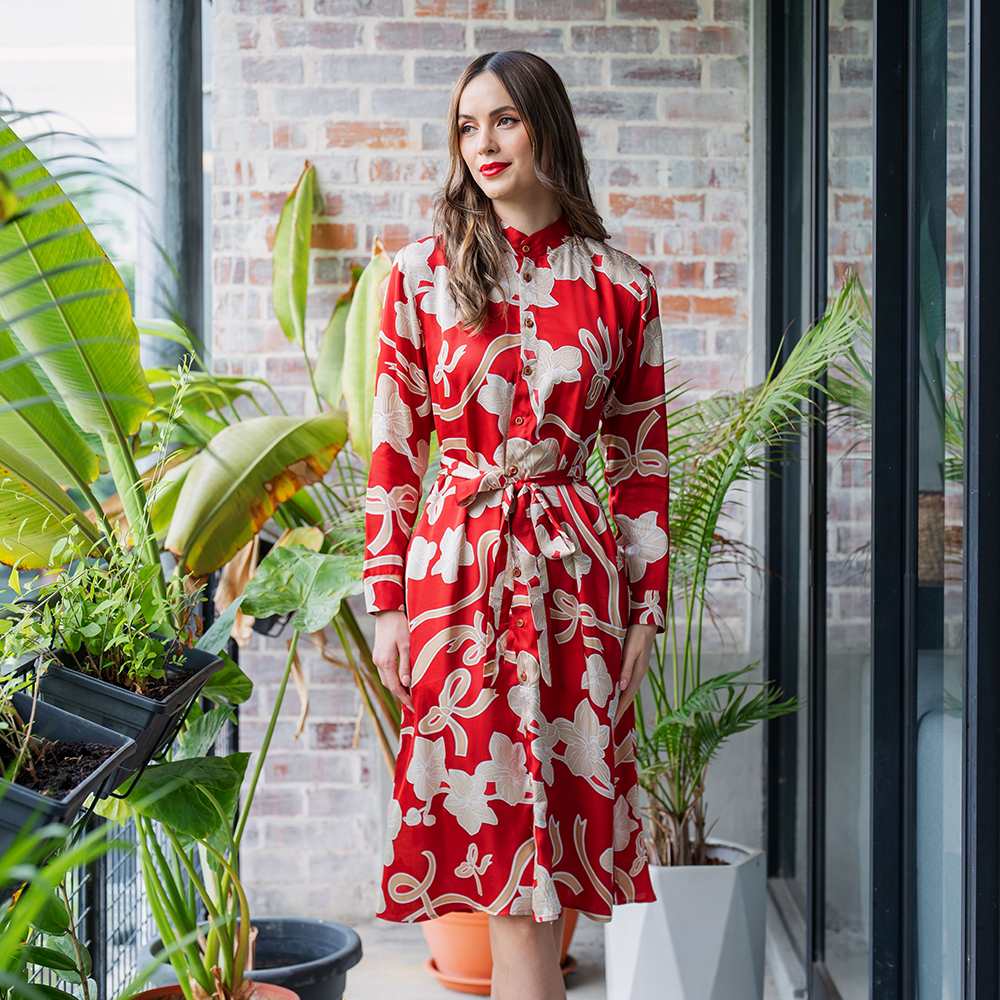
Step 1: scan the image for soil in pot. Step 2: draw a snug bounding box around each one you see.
[0,739,116,797]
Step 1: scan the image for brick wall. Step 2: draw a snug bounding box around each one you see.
[211,0,754,921]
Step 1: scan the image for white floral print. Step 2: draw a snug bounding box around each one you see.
[476,733,530,806]
[614,511,670,580]
[443,768,498,835]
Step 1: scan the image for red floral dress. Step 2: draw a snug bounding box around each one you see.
[364,216,668,923]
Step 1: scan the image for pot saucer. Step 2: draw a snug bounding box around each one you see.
[423,955,578,995]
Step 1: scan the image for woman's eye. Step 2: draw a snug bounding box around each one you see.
[498,117,517,127]
[460,124,475,135]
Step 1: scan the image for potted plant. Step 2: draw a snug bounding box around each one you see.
[0,673,135,856]
[117,544,363,1000]
[603,280,867,1000]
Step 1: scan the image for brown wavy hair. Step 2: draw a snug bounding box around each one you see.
[434,50,609,334]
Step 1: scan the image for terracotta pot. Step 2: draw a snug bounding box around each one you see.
[422,908,579,995]
[129,983,300,1000]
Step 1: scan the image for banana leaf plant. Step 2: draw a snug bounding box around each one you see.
[109,542,362,1000]
[155,160,402,772]
[585,278,868,867]
[0,119,353,644]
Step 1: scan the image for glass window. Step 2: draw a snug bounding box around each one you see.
[824,3,873,997]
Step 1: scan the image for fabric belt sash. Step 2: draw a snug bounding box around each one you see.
[436,460,594,683]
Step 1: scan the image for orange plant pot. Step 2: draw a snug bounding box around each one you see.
[421,908,579,995]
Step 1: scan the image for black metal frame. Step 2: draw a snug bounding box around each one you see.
[765,0,1000,996]
[962,0,1000,995]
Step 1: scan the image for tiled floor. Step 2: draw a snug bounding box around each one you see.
[346,917,781,999]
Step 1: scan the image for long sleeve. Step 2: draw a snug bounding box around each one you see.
[600,275,670,628]
[363,247,434,614]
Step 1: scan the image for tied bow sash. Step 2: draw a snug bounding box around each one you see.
[436,458,594,683]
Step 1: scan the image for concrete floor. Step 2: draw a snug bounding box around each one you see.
[345,917,781,999]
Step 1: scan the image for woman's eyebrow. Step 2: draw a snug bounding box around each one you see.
[457,105,517,122]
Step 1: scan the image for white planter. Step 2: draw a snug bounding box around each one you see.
[605,840,766,1000]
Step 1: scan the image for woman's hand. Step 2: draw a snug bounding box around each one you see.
[615,623,658,726]
[372,610,414,711]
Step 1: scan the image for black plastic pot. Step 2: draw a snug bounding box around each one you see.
[139,917,363,1000]
[37,642,222,784]
[0,692,136,855]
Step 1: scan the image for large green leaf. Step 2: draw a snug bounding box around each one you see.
[242,544,363,633]
[272,161,314,348]
[315,265,361,408]
[164,410,348,576]
[341,243,392,465]
[0,123,152,439]
[0,438,102,566]
[0,328,99,486]
[129,754,248,842]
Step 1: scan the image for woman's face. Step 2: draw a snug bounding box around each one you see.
[457,71,547,212]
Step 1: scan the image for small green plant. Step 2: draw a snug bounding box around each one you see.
[588,278,868,867]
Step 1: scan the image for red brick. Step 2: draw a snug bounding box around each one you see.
[946,193,965,217]
[713,261,746,287]
[608,227,656,255]
[829,27,870,55]
[515,0,606,18]
[312,722,358,750]
[369,157,443,182]
[273,123,307,149]
[661,261,707,287]
[714,0,746,18]
[664,92,746,121]
[670,26,747,54]
[472,0,507,14]
[609,193,676,219]
[375,21,467,50]
[380,224,426,252]
[415,0,469,14]
[474,26,564,51]
[570,25,660,52]
[660,294,690,320]
[616,0,698,17]
[693,295,739,318]
[315,0,402,11]
[242,56,303,84]
[610,57,701,86]
[325,121,408,148]
[249,258,273,284]
[234,23,259,49]
[573,92,657,119]
[235,0,301,11]
[274,20,361,48]
[247,788,303,816]
[311,223,357,250]
[947,261,964,287]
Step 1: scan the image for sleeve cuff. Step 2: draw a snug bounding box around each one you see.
[628,590,665,630]
[364,576,406,615]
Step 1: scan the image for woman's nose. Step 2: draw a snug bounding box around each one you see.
[478,129,497,156]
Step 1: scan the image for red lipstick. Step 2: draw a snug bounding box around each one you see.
[480,162,511,177]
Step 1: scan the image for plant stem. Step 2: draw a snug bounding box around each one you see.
[302,342,324,413]
[233,629,299,851]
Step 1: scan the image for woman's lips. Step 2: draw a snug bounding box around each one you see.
[480,162,511,177]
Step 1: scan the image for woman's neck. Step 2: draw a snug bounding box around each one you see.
[494,191,563,237]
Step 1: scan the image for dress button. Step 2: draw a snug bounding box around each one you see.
[521,243,531,254]
[508,465,517,477]
[513,566,522,578]
[518,670,527,683]
[522,365,533,377]
[516,618,525,628]
[523,272,532,282]
[514,415,524,425]
[523,316,534,329]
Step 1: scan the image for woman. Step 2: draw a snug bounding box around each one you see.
[365,50,668,1000]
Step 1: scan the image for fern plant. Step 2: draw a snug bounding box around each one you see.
[590,277,868,866]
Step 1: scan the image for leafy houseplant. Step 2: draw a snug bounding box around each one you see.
[113,545,363,1000]
[622,280,866,867]
[601,279,868,999]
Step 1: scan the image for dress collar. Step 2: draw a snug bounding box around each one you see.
[502,215,573,259]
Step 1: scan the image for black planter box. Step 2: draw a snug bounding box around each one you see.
[0,692,136,856]
[37,642,222,784]
[140,917,363,1000]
